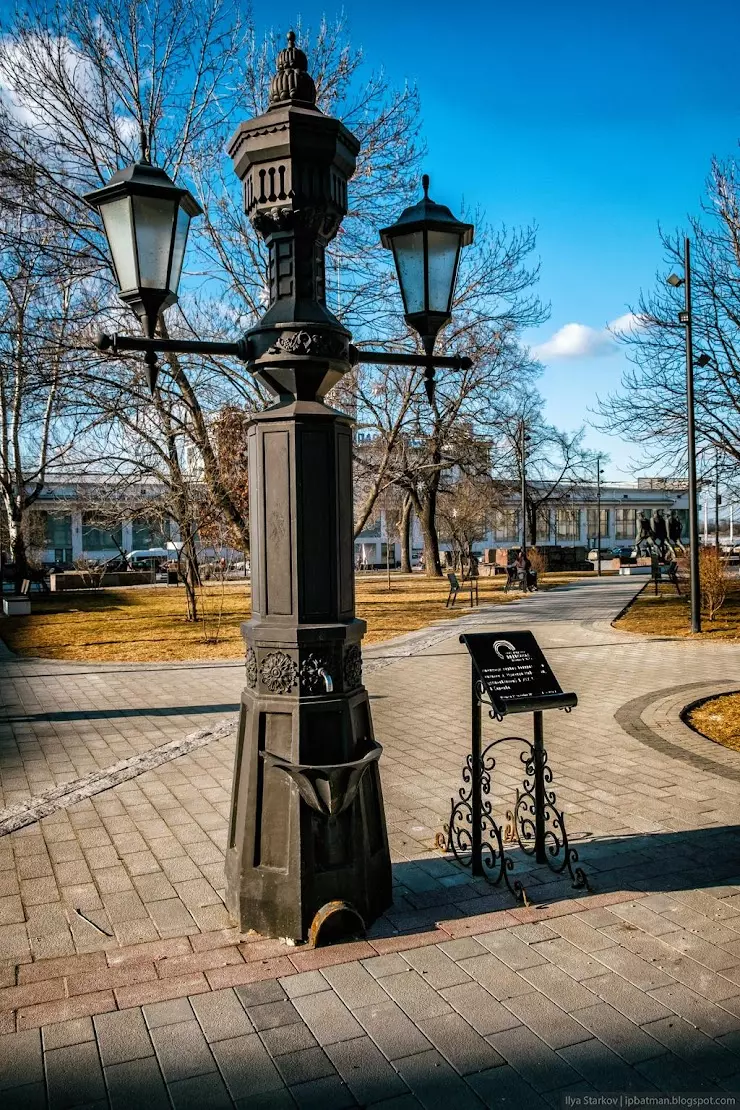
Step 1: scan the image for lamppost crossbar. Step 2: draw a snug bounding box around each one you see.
[94,332,474,377]
[349,347,473,371]
[94,332,251,360]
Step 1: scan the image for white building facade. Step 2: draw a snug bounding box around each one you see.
[354,480,692,567]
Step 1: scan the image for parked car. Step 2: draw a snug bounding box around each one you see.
[611,546,638,563]
[126,548,170,579]
[587,547,616,562]
[99,555,129,573]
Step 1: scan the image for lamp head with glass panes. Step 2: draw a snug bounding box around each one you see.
[380,174,473,356]
[84,136,202,344]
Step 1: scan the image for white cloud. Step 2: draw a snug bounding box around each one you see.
[532,312,644,361]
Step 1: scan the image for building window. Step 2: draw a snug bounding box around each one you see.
[82,514,123,552]
[586,508,609,540]
[132,517,170,549]
[556,508,580,541]
[492,509,519,542]
[42,512,72,548]
[535,507,551,541]
[614,507,636,541]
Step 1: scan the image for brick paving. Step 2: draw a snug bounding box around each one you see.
[4,578,740,1104]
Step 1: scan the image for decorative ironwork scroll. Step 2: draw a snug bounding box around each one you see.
[445,731,587,896]
[447,746,524,900]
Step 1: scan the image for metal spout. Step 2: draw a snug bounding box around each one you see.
[317,667,333,693]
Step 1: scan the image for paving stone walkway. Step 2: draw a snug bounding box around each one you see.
[4,577,740,1106]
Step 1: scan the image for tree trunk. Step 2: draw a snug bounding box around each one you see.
[178,531,200,623]
[400,495,412,573]
[171,488,200,623]
[419,493,442,577]
[9,515,29,593]
[528,503,538,548]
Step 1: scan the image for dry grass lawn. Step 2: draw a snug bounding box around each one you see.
[615,578,740,641]
[687,693,740,751]
[1,570,591,663]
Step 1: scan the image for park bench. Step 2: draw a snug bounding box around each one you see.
[650,554,681,595]
[2,578,31,617]
[446,571,479,608]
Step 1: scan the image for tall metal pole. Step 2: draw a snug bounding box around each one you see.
[684,237,702,632]
[520,419,527,552]
[596,455,602,577]
[715,451,721,551]
[385,487,391,591]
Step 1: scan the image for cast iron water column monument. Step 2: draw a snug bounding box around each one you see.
[222,34,392,940]
[85,33,474,943]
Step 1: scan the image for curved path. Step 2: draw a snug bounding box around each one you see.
[4,578,740,1106]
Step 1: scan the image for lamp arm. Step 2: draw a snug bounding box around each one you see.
[94,332,252,361]
[348,345,472,371]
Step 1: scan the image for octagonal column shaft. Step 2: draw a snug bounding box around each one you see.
[225,401,392,941]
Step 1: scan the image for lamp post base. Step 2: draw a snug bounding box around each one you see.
[225,671,392,942]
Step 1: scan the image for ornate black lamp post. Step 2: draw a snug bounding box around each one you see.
[85,35,473,942]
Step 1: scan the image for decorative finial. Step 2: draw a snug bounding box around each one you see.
[268,30,317,110]
[422,174,430,198]
[139,125,150,164]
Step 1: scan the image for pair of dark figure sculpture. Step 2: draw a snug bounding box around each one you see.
[636,508,684,559]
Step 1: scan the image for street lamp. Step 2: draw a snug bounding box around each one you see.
[519,421,532,551]
[84,131,202,391]
[666,237,701,633]
[84,34,474,944]
[596,457,604,577]
[381,175,473,401]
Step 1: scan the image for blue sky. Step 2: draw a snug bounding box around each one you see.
[254,0,740,478]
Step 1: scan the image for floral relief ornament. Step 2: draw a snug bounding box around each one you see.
[343,644,362,689]
[245,648,258,688]
[299,653,332,694]
[260,651,298,694]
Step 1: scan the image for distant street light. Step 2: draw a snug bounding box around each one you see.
[666,238,701,633]
[715,449,721,550]
[517,420,532,551]
[596,456,604,577]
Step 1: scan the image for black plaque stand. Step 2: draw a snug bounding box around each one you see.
[446,632,587,900]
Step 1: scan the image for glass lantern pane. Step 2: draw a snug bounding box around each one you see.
[132,195,177,289]
[168,204,192,295]
[392,231,425,314]
[427,230,461,313]
[100,196,137,291]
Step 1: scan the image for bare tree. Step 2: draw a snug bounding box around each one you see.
[349,214,547,576]
[598,156,740,481]
[437,473,496,569]
[0,3,428,564]
[489,394,600,547]
[0,218,95,587]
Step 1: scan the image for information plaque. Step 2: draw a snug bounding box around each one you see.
[446,628,587,897]
[460,631,577,715]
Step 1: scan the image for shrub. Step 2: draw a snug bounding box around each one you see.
[527,547,548,575]
[699,547,729,621]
